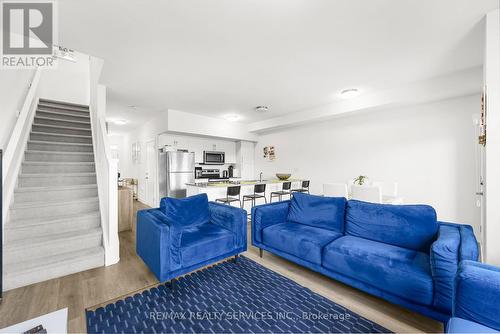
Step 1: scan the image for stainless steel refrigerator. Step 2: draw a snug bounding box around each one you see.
[158,149,195,199]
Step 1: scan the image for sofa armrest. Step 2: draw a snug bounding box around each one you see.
[431,223,461,313]
[459,225,479,261]
[454,261,500,331]
[251,200,290,245]
[430,222,480,314]
[208,202,247,249]
[136,208,172,280]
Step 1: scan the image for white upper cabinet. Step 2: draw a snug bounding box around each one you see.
[158,134,189,150]
[159,133,237,164]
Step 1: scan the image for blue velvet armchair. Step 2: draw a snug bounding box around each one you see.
[137,194,247,282]
[446,261,500,333]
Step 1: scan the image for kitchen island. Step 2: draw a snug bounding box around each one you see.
[186,179,303,210]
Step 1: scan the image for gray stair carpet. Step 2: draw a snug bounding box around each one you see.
[3,98,105,291]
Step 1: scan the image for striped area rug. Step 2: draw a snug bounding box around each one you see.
[86,256,390,333]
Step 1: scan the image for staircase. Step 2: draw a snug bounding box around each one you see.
[3,99,105,291]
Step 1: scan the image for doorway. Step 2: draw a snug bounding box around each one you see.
[145,140,157,207]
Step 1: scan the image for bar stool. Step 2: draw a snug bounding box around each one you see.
[270,182,292,202]
[242,183,267,210]
[215,186,241,207]
[291,180,310,194]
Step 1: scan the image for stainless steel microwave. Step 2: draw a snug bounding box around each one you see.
[203,151,225,165]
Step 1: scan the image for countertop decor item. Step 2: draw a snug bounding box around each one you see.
[276,173,291,180]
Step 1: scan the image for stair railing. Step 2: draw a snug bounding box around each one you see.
[89,56,119,266]
[2,68,41,235]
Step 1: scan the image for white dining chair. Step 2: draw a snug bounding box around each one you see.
[372,181,404,204]
[350,184,382,203]
[372,181,398,197]
[323,183,349,198]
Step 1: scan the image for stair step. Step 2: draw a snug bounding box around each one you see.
[27,140,93,153]
[10,197,99,220]
[25,150,94,162]
[36,110,90,122]
[38,99,90,111]
[37,106,90,118]
[17,172,97,187]
[14,184,98,203]
[22,161,96,174]
[7,208,99,226]
[34,116,91,129]
[5,212,101,242]
[30,131,92,144]
[3,246,104,291]
[32,123,91,136]
[4,228,103,265]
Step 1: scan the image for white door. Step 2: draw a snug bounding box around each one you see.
[145,140,157,207]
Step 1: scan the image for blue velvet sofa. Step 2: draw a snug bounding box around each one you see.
[446,261,500,333]
[137,193,247,282]
[251,193,479,322]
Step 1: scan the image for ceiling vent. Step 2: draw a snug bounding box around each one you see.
[255,106,269,113]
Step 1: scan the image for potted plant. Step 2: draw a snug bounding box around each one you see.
[353,175,368,185]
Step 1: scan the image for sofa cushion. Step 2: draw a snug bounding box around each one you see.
[345,200,438,251]
[160,193,210,228]
[180,223,235,267]
[287,193,346,232]
[446,318,498,334]
[262,222,342,265]
[322,236,434,305]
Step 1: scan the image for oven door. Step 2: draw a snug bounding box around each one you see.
[203,151,225,164]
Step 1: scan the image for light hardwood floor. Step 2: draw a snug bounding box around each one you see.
[0,201,443,333]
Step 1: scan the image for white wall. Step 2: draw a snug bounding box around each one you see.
[484,9,500,265]
[38,51,90,105]
[255,95,480,229]
[108,134,128,174]
[0,69,35,150]
[121,111,169,205]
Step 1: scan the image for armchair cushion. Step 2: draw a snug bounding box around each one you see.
[180,223,235,268]
[262,222,342,265]
[323,236,434,305]
[287,193,346,232]
[160,193,210,228]
[454,261,500,331]
[345,200,438,251]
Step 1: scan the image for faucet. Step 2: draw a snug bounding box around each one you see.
[259,172,263,182]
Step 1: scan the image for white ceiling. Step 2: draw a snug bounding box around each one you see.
[58,0,498,132]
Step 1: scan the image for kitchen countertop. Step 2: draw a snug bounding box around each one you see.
[186,179,302,188]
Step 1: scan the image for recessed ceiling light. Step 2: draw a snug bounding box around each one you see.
[224,114,242,122]
[339,88,360,99]
[255,106,269,112]
[113,119,129,125]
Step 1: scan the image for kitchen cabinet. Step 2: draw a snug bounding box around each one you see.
[158,133,238,165]
[236,141,255,179]
[159,134,189,150]
[118,187,133,232]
